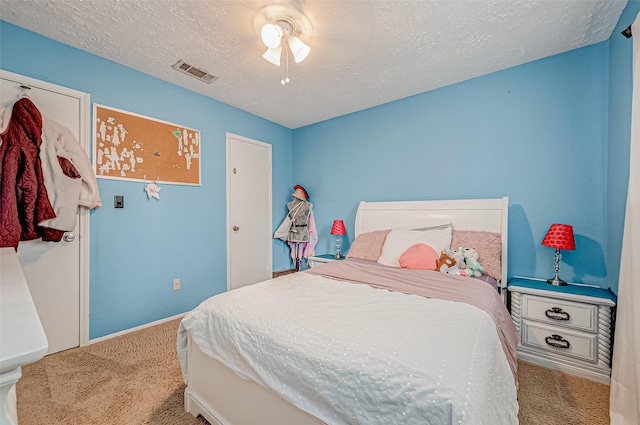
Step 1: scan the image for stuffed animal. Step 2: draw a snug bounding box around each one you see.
[462,247,485,277]
[447,248,466,269]
[436,251,459,274]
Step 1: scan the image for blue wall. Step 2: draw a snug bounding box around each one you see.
[0,21,294,338]
[607,1,639,295]
[293,41,619,291]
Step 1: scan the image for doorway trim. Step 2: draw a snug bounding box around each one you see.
[226,132,272,291]
[0,70,91,347]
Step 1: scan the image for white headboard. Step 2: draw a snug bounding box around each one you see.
[354,197,509,297]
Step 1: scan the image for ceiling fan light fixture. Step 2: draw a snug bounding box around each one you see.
[256,9,311,84]
[288,36,310,63]
[263,46,282,66]
[261,23,283,48]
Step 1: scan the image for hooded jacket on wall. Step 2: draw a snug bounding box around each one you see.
[0,97,101,249]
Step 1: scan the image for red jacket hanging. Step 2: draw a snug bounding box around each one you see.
[0,98,63,249]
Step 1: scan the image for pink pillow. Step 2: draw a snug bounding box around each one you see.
[398,243,438,270]
[346,229,391,262]
[450,230,502,280]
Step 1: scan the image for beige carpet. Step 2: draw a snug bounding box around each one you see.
[517,360,610,424]
[17,318,610,424]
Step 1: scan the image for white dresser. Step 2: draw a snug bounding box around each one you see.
[508,277,616,384]
[0,248,49,424]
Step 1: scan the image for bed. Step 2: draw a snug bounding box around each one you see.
[177,197,518,425]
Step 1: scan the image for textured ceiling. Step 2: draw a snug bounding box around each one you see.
[0,0,627,129]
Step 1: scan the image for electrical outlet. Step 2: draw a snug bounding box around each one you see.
[173,278,181,291]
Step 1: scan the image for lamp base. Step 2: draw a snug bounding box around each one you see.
[547,277,568,286]
[547,248,568,286]
[334,235,343,259]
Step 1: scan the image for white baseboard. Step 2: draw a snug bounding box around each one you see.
[88,312,186,345]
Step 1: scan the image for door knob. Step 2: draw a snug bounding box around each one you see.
[233,226,239,231]
[63,233,75,242]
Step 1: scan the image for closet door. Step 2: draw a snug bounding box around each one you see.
[0,71,90,354]
[227,133,272,291]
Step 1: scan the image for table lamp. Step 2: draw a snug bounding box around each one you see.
[541,223,575,286]
[330,220,346,259]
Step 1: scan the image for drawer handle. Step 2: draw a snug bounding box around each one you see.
[545,334,571,349]
[545,307,570,321]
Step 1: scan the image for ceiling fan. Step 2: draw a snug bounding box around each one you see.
[242,0,375,85]
[252,1,313,85]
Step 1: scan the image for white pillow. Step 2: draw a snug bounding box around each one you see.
[377,225,453,268]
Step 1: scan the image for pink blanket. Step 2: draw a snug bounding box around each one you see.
[305,258,518,386]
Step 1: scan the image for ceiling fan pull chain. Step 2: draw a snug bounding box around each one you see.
[281,52,285,85]
[285,47,290,84]
[281,44,290,85]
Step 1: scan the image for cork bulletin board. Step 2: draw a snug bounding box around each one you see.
[93,104,201,185]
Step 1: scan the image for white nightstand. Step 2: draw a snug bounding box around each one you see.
[508,277,616,384]
[308,254,345,268]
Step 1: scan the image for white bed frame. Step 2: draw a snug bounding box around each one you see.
[184,197,509,425]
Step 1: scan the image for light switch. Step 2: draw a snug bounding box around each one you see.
[114,195,124,208]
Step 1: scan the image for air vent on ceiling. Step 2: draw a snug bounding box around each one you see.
[172,60,217,84]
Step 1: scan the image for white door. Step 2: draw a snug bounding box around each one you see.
[227,133,272,291]
[0,71,90,354]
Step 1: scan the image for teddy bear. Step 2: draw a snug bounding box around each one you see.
[436,250,460,274]
[462,247,485,277]
[447,248,466,269]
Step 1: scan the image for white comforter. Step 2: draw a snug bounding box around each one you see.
[177,272,519,425]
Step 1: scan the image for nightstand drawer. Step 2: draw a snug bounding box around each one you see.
[522,294,597,332]
[521,321,597,363]
[308,254,344,268]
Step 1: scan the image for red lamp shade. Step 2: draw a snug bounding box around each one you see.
[330,220,346,236]
[541,224,576,250]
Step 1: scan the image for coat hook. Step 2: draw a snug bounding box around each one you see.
[19,85,31,99]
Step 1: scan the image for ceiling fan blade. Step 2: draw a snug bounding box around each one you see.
[311,21,374,43]
[236,0,262,12]
[304,1,375,43]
